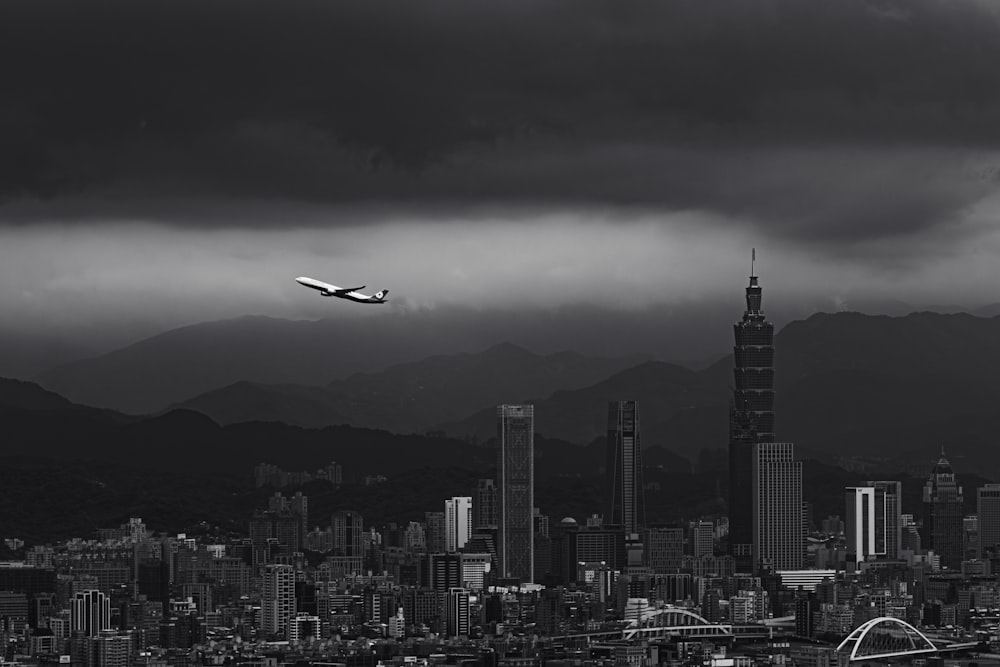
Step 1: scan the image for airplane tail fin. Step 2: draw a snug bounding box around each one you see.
[374,289,389,302]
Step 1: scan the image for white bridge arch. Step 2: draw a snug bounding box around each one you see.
[623,605,733,640]
[836,617,937,662]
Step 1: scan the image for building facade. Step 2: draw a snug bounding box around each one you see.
[923,451,964,569]
[729,261,776,572]
[497,404,534,583]
[979,484,1000,558]
[607,400,646,534]
[752,442,803,573]
[445,496,472,553]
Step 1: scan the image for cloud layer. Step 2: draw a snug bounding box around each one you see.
[2,0,1000,246]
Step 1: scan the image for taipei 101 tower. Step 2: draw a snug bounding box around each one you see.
[728,250,776,572]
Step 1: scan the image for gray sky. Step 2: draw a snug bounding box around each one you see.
[2,0,1000,365]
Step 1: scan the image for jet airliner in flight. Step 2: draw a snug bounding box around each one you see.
[296,277,389,304]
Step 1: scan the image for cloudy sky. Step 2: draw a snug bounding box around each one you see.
[2,0,1000,371]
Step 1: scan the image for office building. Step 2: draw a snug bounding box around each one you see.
[729,256,776,571]
[425,512,446,554]
[866,480,903,560]
[474,479,498,529]
[261,564,296,637]
[497,404,534,582]
[71,590,111,637]
[752,442,803,573]
[846,486,884,566]
[648,527,685,573]
[332,510,364,557]
[923,451,964,569]
[446,588,470,638]
[690,521,714,558]
[445,497,472,552]
[607,400,645,533]
[979,484,1000,558]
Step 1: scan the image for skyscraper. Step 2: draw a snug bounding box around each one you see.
[497,404,534,582]
[332,511,364,556]
[607,400,645,534]
[866,480,903,560]
[978,484,1000,558]
[752,442,802,573]
[262,564,296,637]
[71,590,111,637]
[923,451,964,569]
[445,497,472,552]
[728,255,776,571]
[846,486,880,566]
[474,479,498,530]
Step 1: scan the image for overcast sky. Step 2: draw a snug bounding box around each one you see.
[2,0,1000,366]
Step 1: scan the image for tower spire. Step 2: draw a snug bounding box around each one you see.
[751,247,756,278]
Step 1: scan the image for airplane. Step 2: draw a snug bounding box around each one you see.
[296,276,389,304]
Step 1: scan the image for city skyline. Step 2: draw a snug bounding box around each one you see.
[5,0,1000,662]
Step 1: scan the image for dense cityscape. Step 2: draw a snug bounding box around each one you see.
[2,273,999,667]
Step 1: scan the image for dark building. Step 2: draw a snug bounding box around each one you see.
[923,451,964,569]
[474,479,499,530]
[728,255,776,572]
[497,404,534,583]
[794,591,816,638]
[607,400,645,534]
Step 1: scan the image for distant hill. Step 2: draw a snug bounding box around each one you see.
[175,343,649,433]
[35,315,651,415]
[438,312,1000,474]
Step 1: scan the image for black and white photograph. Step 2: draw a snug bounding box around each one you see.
[2,0,1000,664]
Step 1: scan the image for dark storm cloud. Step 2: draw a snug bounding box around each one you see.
[2,0,1000,241]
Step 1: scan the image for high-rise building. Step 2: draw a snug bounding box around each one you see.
[846,487,882,566]
[446,588,470,638]
[978,484,1000,558]
[425,512,446,554]
[752,442,803,573]
[474,479,498,530]
[445,497,473,553]
[689,521,714,558]
[923,450,964,569]
[332,511,364,557]
[261,564,296,637]
[497,404,534,582]
[71,590,111,637]
[866,480,903,560]
[728,256,776,571]
[607,400,646,533]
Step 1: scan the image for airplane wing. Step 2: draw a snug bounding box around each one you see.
[333,285,365,295]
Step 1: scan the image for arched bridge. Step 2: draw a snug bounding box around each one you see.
[836,617,939,662]
[622,606,734,641]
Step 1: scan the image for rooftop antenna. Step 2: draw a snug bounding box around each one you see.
[751,247,756,277]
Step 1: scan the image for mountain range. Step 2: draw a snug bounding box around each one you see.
[163,311,1000,476]
[21,308,1000,478]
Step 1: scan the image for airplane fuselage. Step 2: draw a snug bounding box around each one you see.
[295,276,389,304]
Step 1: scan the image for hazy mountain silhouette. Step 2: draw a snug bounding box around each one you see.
[174,342,648,432]
[438,312,1000,470]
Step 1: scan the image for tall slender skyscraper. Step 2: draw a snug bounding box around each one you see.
[729,254,776,571]
[866,480,903,560]
[607,400,646,534]
[846,486,880,566]
[445,497,473,552]
[978,484,1000,558]
[752,442,802,573]
[497,404,534,582]
[923,450,964,569]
